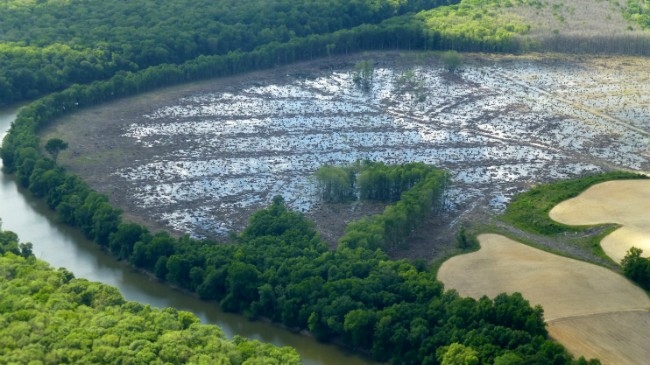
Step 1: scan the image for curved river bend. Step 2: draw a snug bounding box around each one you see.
[0,106,377,365]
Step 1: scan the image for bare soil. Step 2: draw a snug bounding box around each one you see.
[438,233,650,364]
[550,180,650,263]
[42,52,650,260]
[512,0,638,37]
[548,311,650,365]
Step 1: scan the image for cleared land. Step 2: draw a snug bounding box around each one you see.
[43,53,650,256]
[514,0,645,38]
[550,180,650,263]
[438,233,650,364]
[548,311,650,365]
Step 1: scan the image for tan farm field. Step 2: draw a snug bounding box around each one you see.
[549,179,650,263]
[438,233,650,364]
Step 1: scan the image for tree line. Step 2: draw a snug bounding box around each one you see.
[0,0,457,105]
[316,161,448,251]
[0,0,553,107]
[96,198,604,364]
[0,225,301,365]
[1,103,597,364]
[0,9,599,364]
[4,0,650,107]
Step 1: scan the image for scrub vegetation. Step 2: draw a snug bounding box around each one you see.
[502,171,647,235]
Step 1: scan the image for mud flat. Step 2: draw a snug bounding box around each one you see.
[438,233,650,364]
[45,53,650,250]
[549,179,650,263]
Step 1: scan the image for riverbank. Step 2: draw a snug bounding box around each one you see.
[43,52,650,261]
[0,107,380,365]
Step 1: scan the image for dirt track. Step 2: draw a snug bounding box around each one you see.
[550,179,650,263]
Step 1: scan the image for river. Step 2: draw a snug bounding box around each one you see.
[0,106,377,365]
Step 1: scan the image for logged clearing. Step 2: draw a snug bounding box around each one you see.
[438,233,650,364]
[549,180,650,263]
[512,0,641,38]
[548,311,650,365]
[44,53,650,253]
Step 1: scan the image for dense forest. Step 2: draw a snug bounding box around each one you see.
[1,89,598,363]
[3,0,650,105]
[0,0,458,104]
[0,225,301,364]
[0,0,627,363]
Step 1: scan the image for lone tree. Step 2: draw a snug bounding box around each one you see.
[352,60,374,91]
[44,138,68,162]
[441,50,463,72]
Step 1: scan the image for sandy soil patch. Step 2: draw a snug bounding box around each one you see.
[549,180,650,263]
[548,311,650,365]
[438,233,650,363]
[438,233,649,320]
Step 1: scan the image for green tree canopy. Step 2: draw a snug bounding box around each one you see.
[44,138,68,162]
[0,226,301,365]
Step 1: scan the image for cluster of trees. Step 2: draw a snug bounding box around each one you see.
[0,0,458,105]
[0,226,301,365]
[1,95,594,363]
[357,161,445,202]
[111,198,596,364]
[441,50,463,71]
[394,68,429,102]
[316,161,448,251]
[621,247,650,290]
[0,1,605,362]
[0,222,33,258]
[316,161,444,202]
[340,168,447,251]
[352,60,375,91]
[315,165,356,202]
[414,0,533,52]
[624,0,650,28]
